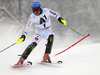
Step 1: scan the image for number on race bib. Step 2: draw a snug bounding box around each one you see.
[40,15,47,28]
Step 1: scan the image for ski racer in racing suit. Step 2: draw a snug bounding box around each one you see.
[15,1,67,65]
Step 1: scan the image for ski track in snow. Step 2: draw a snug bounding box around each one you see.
[0,25,100,75]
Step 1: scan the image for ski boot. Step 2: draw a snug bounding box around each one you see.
[42,53,52,63]
[15,57,25,65]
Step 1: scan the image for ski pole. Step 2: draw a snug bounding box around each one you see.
[67,25,85,36]
[0,37,24,53]
[54,34,90,56]
[0,43,16,53]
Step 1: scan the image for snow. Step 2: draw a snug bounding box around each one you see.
[0,24,100,75]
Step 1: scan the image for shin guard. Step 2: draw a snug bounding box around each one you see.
[21,42,37,59]
[45,35,54,54]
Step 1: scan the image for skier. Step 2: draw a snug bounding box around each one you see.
[15,1,67,65]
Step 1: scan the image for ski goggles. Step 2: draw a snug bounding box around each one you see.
[33,8,40,12]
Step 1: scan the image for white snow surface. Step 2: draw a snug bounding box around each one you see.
[0,24,100,75]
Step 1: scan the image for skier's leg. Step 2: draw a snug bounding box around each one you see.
[43,34,54,63]
[21,42,37,59]
[16,42,37,65]
[16,34,41,65]
[45,35,54,54]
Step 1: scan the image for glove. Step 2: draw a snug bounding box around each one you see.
[61,19,67,25]
[16,35,26,44]
[61,20,67,25]
[58,17,67,26]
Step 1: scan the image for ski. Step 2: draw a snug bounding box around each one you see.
[11,61,32,68]
[38,61,63,67]
[11,61,62,68]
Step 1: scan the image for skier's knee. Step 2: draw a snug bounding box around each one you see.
[27,42,37,50]
[48,35,54,42]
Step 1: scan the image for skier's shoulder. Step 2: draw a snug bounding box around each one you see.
[29,13,35,19]
[43,8,56,14]
[43,8,51,12]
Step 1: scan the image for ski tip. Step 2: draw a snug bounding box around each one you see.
[88,34,90,36]
[57,61,63,64]
[27,61,32,65]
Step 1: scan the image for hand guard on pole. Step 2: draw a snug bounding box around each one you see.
[58,17,67,26]
[61,19,67,25]
[16,35,26,44]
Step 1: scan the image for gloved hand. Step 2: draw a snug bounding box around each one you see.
[58,17,67,26]
[16,35,26,44]
[61,19,67,25]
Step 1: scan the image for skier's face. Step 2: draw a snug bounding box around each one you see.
[33,8,41,15]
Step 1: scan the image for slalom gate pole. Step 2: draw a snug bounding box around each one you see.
[0,43,16,53]
[54,34,90,56]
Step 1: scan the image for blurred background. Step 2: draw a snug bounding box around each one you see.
[0,0,100,48]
